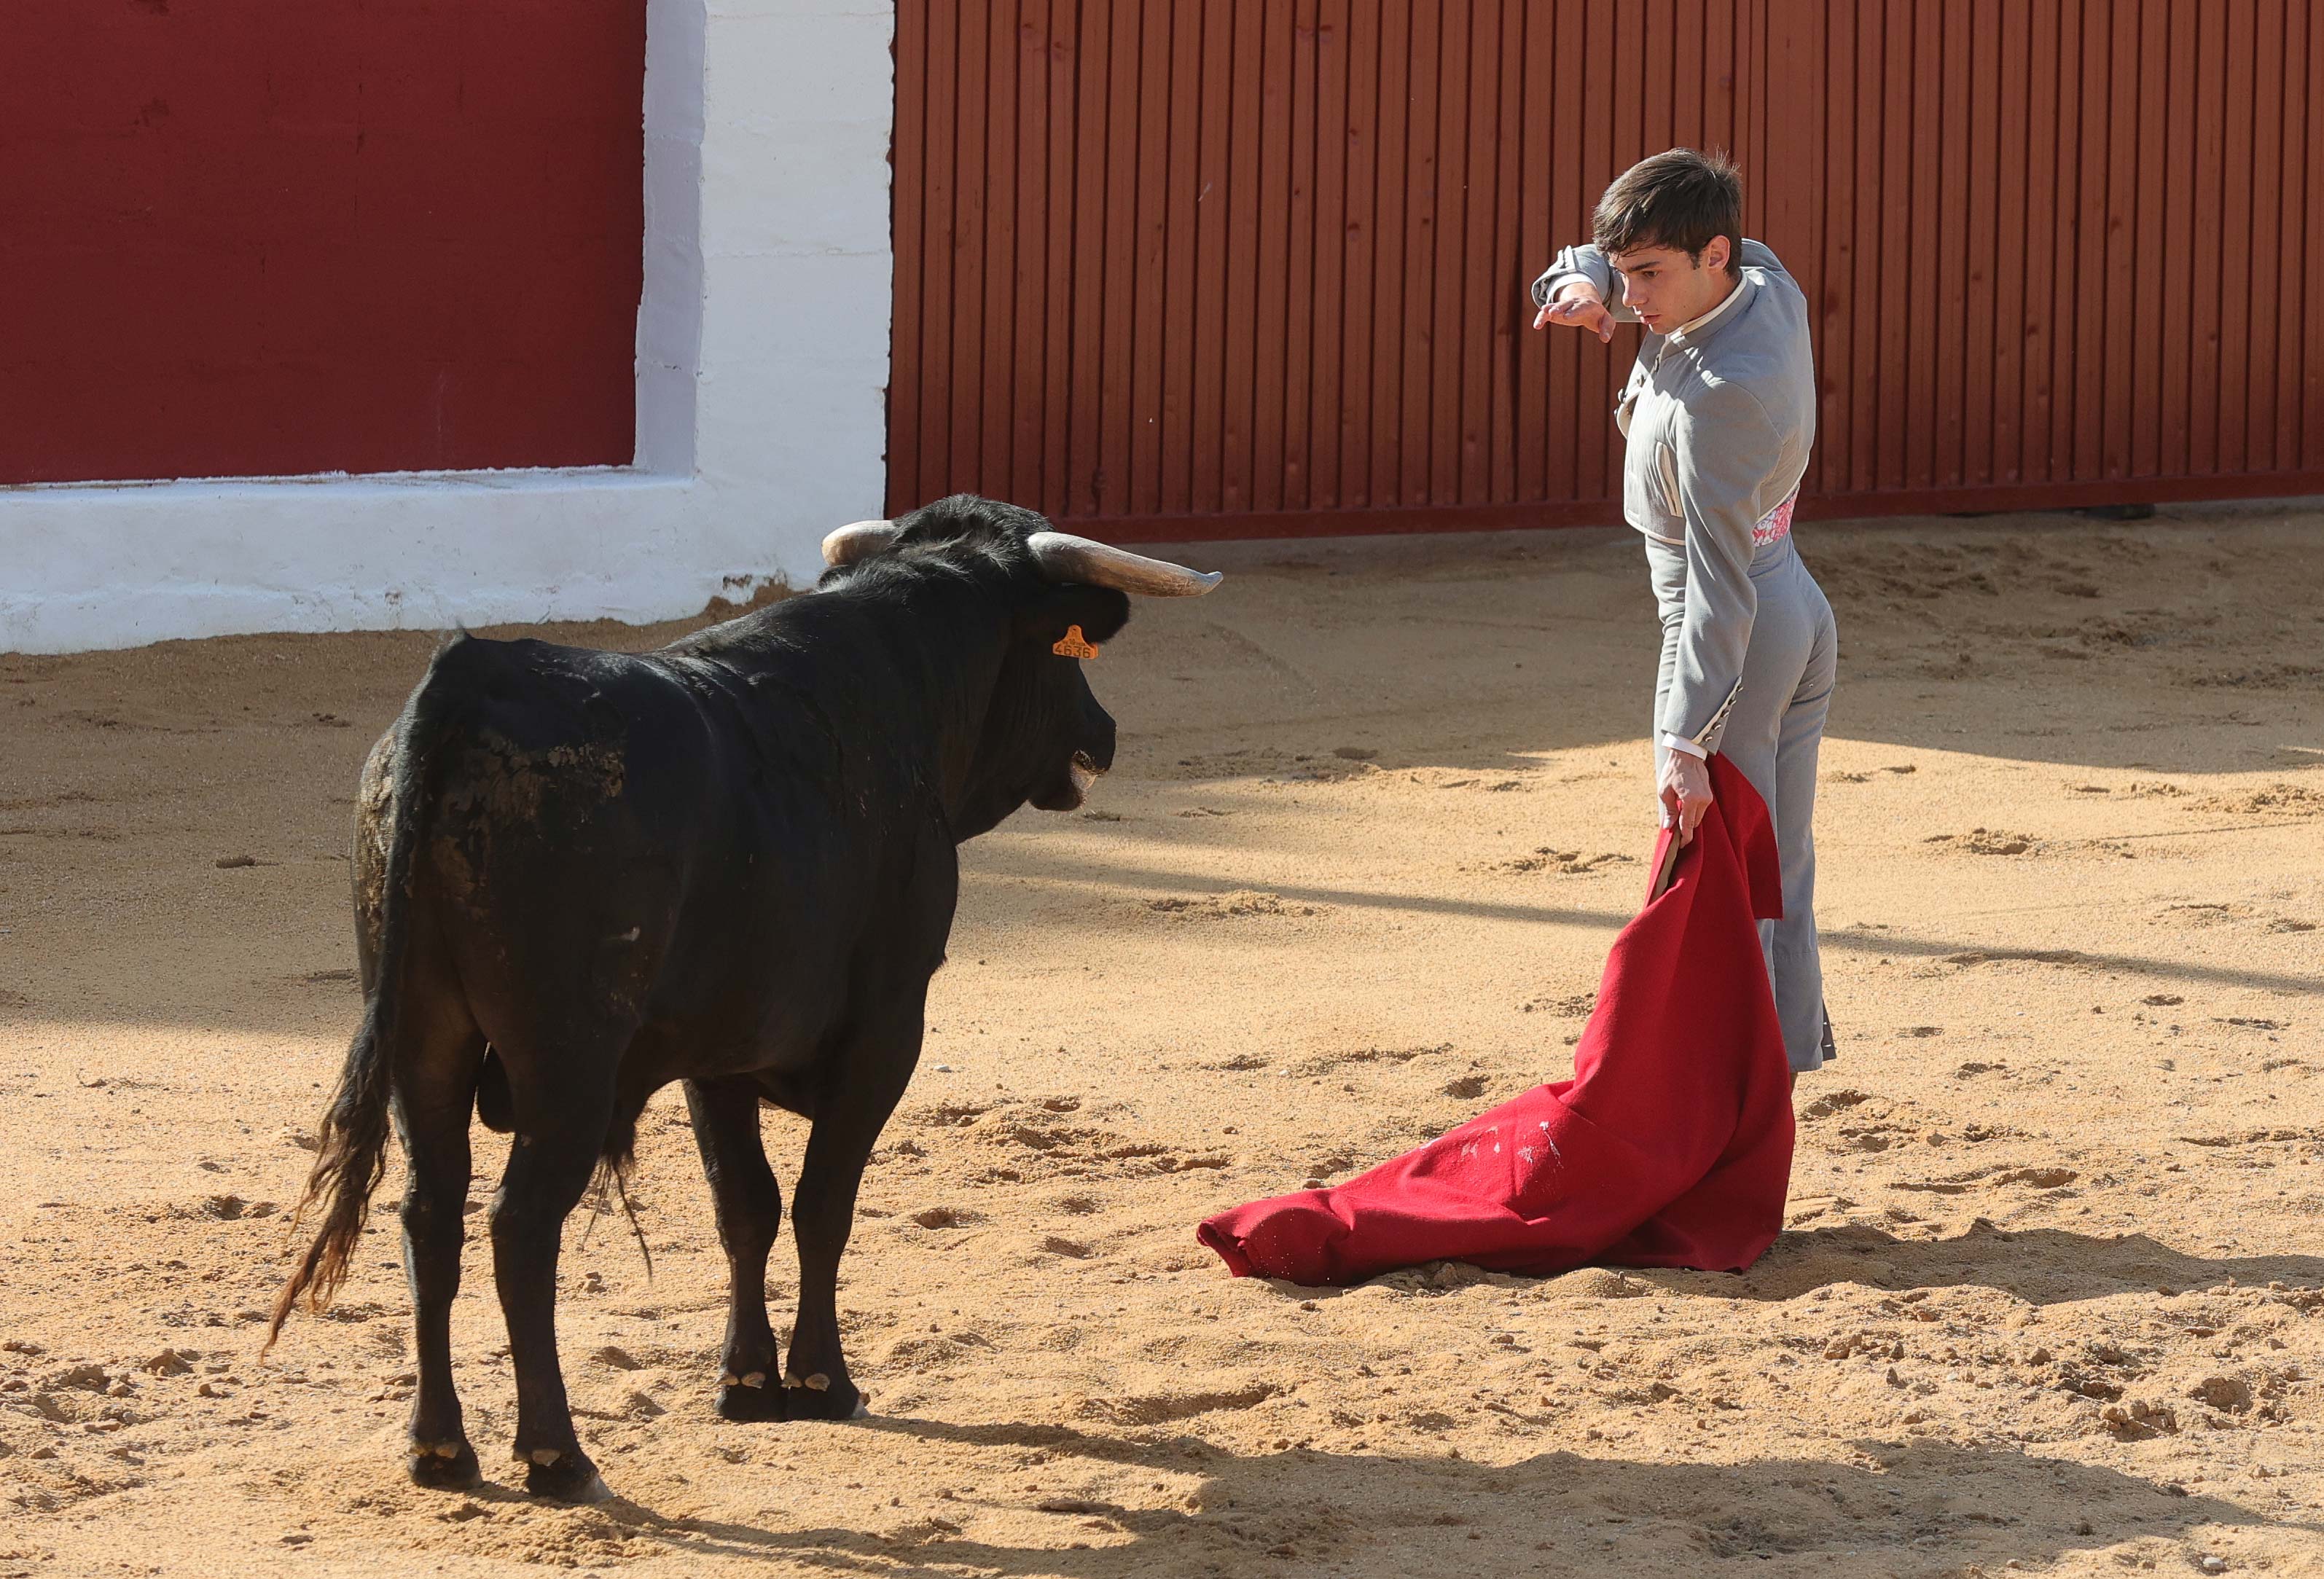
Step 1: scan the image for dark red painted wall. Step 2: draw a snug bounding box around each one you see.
[0,0,646,485]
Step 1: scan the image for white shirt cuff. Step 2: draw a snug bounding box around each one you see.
[1661,732,1710,760]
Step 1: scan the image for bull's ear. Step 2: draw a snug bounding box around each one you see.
[1014,584,1131,651]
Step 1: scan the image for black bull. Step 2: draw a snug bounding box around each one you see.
[267,495,1221,1501]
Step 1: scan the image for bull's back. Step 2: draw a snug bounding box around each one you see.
[386,635,907,1061]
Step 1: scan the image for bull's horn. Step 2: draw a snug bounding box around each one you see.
[1026,532,1223,597]
[821,519,899,566]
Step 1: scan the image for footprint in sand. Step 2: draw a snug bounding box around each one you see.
[911,1207,980,1230]
[1799,1088,1873,1121]
[1482,849,1635,876]
[1146,891,1327,920]
[2191,783,2324,817]
[1922,828,2042,857]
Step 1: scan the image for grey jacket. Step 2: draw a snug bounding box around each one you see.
[1530,240,1817,752]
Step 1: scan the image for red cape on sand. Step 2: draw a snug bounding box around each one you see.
[1197,752,1795,1285]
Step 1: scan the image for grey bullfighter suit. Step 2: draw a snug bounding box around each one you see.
[1532,239,1839,1073]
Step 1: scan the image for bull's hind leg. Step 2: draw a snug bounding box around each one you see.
[684,1077,786,1422]
[781,1003,923,1422]
[396,1003,488,1488]
[487,1058,618,1502]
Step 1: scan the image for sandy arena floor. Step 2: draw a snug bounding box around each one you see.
[1,504,2320,1578]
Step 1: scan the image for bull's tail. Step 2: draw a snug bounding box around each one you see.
[267,638,472,1350]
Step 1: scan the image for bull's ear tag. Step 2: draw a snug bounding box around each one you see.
[1052,625,1100,659]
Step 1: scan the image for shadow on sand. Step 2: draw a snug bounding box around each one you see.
[562,1417,2312,1576]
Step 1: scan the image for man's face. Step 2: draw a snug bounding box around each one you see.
[1608,238,1732,334]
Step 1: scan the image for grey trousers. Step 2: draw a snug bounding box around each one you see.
[1647,533,1839,1073]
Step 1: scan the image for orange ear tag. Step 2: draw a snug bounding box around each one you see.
[1052,625,1100,659]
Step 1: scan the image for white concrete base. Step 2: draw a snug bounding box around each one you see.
[0,470,825,654]
[1,0,894,656]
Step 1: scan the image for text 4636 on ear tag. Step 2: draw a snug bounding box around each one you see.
[1052,625,1100,659]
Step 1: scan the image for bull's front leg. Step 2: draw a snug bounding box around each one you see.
[781,997,923,1421]
[684,1075,787,1422]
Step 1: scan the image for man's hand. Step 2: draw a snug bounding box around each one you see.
[1532,281,1615,343]
[1657,751,1713,846]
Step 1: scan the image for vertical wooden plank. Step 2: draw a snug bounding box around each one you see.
[2244,0,2283,474]
[1487,0,1523,504]
[978,1,1020,496]
[1705,0,1737,149]
[1990,0,2027,483]
[1924,0,1961,487]
[1644,0,1675,152]
[1340,0,1381,507]
[1132,1,1179,513]
[1038,0,1077,517]
[914,0,960,502]
[2160,0,2195,477]
[2127,0,2168,479]
[1861,2,1898,489]
[2308,0,2324,466]
[1219,0,1265,514]
[946,1,989,497]
[2047,0,2084,482]
[887,0,927,512]
[2274,0,2308,469]
[1962,0,1998,486]
[1883,1,1924,491]
[2069,0,2110,481]
[1454,0,1498,504]
[1542,0,1586,506]
[1310,0,1349,510]
[1369,0,1412,509]
[2188,9,2223,476]
[1428,0,1470,507]
[1672,0,1705,160]
[1065,0,1114,517]
[2215,0,2255,475]
[1513,0,1553,506]
[2098,0,2139,482]
[1009,0,1050,509]
[1848,1,1883,493]
[1611,1,1644,190]
[1577,0,1619,503]
[1156,2,1203,513]
[1815,0,1855,497]
[1887,0,1924,490]
[1095,0,1144,517]
[1764,0,1823,465]
[1183,0,1233,514]
[2017,0,2058,485]
[1397,0,1441,506]
[1278,0,1318,512]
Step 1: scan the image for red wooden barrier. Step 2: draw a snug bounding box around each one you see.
[891,0,2324,538]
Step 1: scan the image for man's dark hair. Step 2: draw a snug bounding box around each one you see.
[1592,148,1744,273]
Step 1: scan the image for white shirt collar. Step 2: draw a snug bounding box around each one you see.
[1668,272,1754,341]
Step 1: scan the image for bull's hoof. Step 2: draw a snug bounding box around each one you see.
[407,1441,482,1492]
[522,1449,612,1504]
[715,1376,789,1423]
[780,1376,866,1422]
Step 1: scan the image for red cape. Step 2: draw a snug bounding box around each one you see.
[1197,752,1795,1285]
